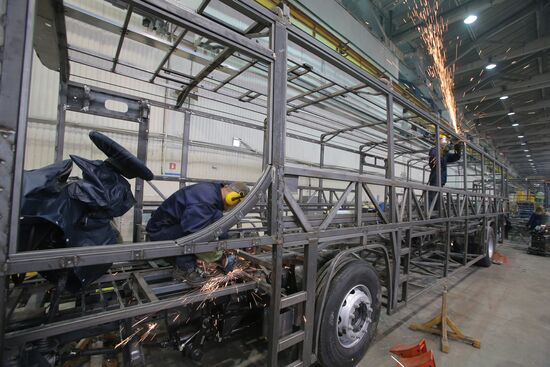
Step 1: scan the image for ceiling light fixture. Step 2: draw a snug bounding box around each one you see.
[518,135,524,138]
[526,155,531,157]
[521,143,526,145]
[508,110,516,116]
[512,123,519,127]
[500,95,509,100]
[486,63,497,70]
[464,15,478,24]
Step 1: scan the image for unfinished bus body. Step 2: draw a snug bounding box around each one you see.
[0,1,508,366]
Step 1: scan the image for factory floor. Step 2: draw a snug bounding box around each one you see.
[360,240,550,367]
[144,240,549,366]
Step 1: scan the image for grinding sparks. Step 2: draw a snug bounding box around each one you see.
[115,320,159,349]
[411,0,459,133]
[138,322,159,343]
[115,329,141,349]
[200,267,248,294]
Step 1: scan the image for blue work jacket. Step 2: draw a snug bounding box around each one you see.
[527,213,547,229]
[146,182,225,241]
[428,147,461,186]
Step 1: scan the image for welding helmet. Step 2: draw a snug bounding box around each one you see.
[224,182,249,206]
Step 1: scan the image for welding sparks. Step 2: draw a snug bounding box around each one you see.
[410,0,459,133]
[132,316,149,328]
[138,322,159,343]
[115,329,141,349]
[199,267,248,294]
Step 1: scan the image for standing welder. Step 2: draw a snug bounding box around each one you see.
[428,135,462,208]
[146,181,249,285]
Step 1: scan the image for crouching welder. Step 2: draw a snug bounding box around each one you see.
[146,181,250,285]
[428,135,462,207]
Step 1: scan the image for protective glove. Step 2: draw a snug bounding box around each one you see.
[454,142,462,155]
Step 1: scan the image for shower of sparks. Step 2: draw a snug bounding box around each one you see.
[199,267,248,294]
[132,316,149,328]
[115,321,159,349]
[138,322,159,343]
[115,329,141,349]
[411,0,459,133]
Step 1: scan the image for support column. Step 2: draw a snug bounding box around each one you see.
[318,141,325,203]
[481,154,487,247]
[463,142,469,265]
[435,125,442,213]
[133,103,150,242]
[0,0,36,361]
[179,110,191,189]
[55,77,67,162]
[386,94,399,311]
[267,7,288,367]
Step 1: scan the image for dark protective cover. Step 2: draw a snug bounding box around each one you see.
[18,131,145,292]
[89,131,153,180]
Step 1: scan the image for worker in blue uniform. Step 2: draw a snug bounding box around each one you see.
[146,181,249,285]
[527,206,546,230]
[428,136,462,207]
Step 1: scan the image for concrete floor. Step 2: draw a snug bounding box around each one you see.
[359,241,550,367]
[144,240,550,366]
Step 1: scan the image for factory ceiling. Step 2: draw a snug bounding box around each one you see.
[338,0,550,178]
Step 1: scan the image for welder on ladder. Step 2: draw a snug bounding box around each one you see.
[428,135,462,211]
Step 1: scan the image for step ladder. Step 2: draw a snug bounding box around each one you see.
[267,239,318,367]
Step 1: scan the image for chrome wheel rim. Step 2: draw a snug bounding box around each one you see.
[336,284,373,348]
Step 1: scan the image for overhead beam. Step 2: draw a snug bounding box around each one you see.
[449,1,537,66]
[458,72,550,104]
[505,146,550,154]
[472,99,550,119]
[175,22,266,107]
[391,0,508,44]
[477,115,549,132]
[496,136,550,148]
[455,35,550,75]
[502,130,550,144]
[149,0,212,82]
[455,53,536,96]
[64,3,220,72]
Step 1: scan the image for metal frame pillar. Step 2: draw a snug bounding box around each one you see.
[179,110,191,188]
[386,94,399,311]
[463,142,469,265]
[55,77,67,162]
[0,0,36,360]
[267,5,288,366]
[481,154,488,245]
[133,104,150,242]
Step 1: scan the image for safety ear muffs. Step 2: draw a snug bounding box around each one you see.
[225,191,243,206]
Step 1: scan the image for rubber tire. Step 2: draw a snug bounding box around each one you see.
[477,227,495,267]
[317,260,381,367]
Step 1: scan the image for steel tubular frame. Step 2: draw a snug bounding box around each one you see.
[0,1,510,366]
[0,0,36,358]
